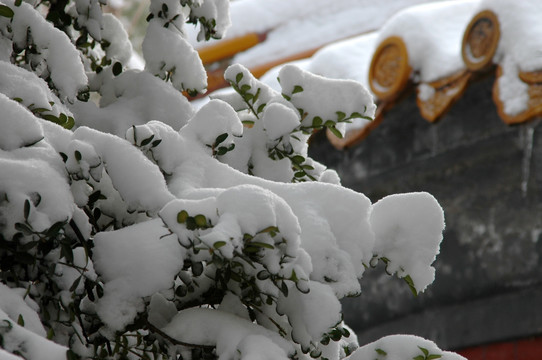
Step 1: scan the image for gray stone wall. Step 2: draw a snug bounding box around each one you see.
[308,74,542,349]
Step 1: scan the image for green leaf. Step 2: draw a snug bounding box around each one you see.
[292,85,303,94]
[112,62,122,76]
[249,241,274,249]
[216,146,228,156]
[375,348,387,356]
[258,226,279,234]
[291,155,305,164]
[257,103,266,114]
[177,210,188,224]
[24,199,30,220]
[403,275,418,296]
[67,349,81,360]
[236,72,243,83]
[336,111,346,122]
[46,221,65,237]
[0,5,14,18]
[282,93,291,101]
[280,281,288,297]
[58,113,67,124]
[194,214,207,227]
[17,314,24,326]
[151,139,162,147]
[31,108,50,114]
[213,241,226,249]
[140,134,155,146]
[418,347,429,357]
[312,116,323,127]
[413,356,425,360]
[256,270,270,280]
[14,222,33,235]
[329,329,342,341]
[14,0,21,7]
[289,269,298,282]
[309,348,322,358]
[215,133,228,146]
[65,116,75,130]
[242,120,255,126]
[253,87,261,103]
[42,114,59,123]
[427,355,442,360]
[74,150,82,162]
[240,84,251,93]
[69,276,81,292]
[328,126,343,139]
[192,262,203,276]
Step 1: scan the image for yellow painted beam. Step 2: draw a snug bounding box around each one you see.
[198,33,265,64]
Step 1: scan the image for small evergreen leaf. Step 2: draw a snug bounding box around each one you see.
[215,133,228,146]
[69,276,81,292]
[151,139,162,147]
[242,120,255,127]
[0,5,14,18]
[328,126,343,139]
[250,241,274,249]
[14,0,21,7]
[194,214,207,228]
[74,150,82,162]
[65,116,75,130]
[404,275,418,296]
[375,348,387,356]
[192,262,203,276]
[140,134,155,146]
[256,270,270,280]
[236,72,243,83]
[418,347,429,357]
[427,355,442,360]
[24,199,30,220]
[280,282,288,297]
[17,314,24,326]
[177,210,188,224]
[14,222,33,235]
[213,241,226,249]
[257,103,266,114]
[291,155,305,164]
[112,62,122,76]
[336,111,346,121]
[312,116,323,127]
[292,85,303,94]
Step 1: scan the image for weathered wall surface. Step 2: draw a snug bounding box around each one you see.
[308,74,542,349]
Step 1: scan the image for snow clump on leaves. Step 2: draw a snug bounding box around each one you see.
[0,0,465,359]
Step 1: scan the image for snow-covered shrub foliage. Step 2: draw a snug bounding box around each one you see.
[0,0,465,359]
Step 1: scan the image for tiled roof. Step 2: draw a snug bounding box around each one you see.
[330,0,542,149]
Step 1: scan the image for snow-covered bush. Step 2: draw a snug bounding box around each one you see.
[0,0,465,359]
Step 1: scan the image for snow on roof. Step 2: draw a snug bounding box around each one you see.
[246,0,542,148]
[188,0,450,68]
